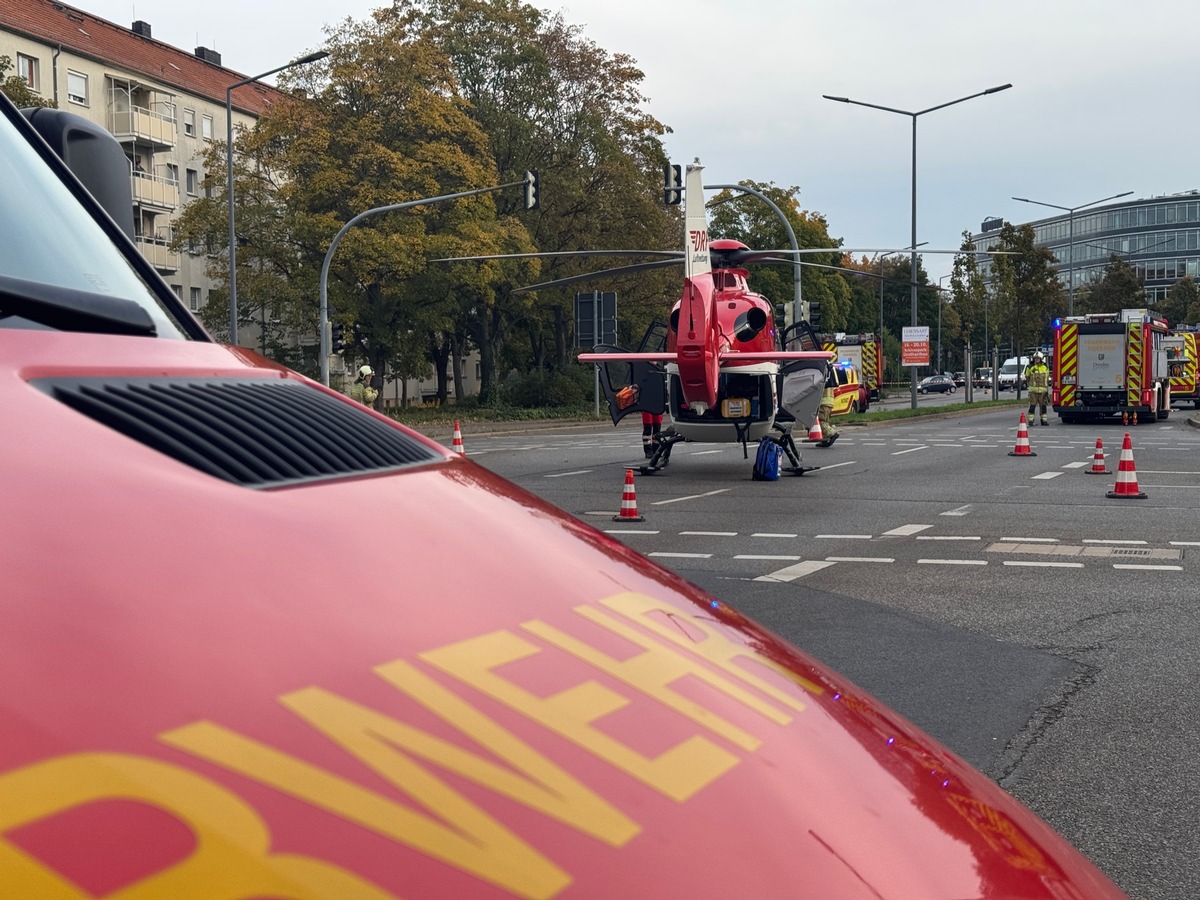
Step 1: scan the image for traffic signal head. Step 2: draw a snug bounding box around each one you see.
[523,169,539,210]
[808,301,821,330]
[663,163,682,206]
[331,322,346,353]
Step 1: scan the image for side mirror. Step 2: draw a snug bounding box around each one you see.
[21,108,136,240]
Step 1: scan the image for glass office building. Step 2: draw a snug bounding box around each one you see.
[974,191,1200,304]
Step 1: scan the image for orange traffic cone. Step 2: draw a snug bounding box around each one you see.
[1106,433,1147,499]
[613,469,645,522]
[1085,437,1110,475]
[452,420,465,455]
[1008,412,1037,457]
[807,416,823,442]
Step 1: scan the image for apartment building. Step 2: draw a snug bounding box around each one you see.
[3,0,487,405]
[0,0,284,323]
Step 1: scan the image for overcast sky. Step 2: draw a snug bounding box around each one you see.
[84,0,1199,283]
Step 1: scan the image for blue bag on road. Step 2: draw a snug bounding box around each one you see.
[752,437,782,481]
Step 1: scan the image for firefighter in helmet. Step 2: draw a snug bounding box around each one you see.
[1025,352,1050,425]
[349,365,378,407]
[817,364,840,447]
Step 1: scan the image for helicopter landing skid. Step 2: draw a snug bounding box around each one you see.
[639,429,683,475]
[773,423,820,476]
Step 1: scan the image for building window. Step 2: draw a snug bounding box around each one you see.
[190,287,201,311]
[17,54,39,90]
[164,164,179,185]
[66,71,89,106]
[170,284,183,299]
[201,115,214,141]
[183,108,195,136]
[186,169,198,196]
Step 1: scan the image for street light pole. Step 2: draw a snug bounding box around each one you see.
[226,50,328,346]
[1011,191,1132,316]
[824,84,1012,408]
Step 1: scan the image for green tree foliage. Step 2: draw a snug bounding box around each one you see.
[706,183,850,330]
[988,222,1064,352]
[415,0,674,387]
[950,231,993,353]
[1076,254,1145,317]
[1160,274,1198,326]
[0,56,55,108]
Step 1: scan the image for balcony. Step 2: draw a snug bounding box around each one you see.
[109,105,176,150]
[135,232,179,273]
[131,171,178,211]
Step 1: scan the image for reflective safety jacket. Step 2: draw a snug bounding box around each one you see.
[1025,362,1049,393]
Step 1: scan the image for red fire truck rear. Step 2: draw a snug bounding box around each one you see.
[819,332,884,400]
[1051,309,1171,424]
[1163,326,1199,408]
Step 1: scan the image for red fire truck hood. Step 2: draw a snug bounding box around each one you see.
[0,331,1124,898]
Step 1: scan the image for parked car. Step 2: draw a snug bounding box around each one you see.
[952,371,966,386]
[918,374,957,394]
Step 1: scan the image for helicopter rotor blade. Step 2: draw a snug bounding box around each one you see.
[434,250,683,263]
[513,258,684,294]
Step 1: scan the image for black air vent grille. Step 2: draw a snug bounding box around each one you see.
[37,377,440,488]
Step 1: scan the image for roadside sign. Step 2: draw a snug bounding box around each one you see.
[575,291,617,348]
[902,326,930,366]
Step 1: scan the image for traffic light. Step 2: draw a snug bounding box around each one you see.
[663,163,682,205]
[523,169,539,210]
[807,301,821,330]
[331,322,346,353]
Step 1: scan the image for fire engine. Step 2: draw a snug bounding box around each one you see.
[1052,309,1171,424]
[1163,326,1199,408]
[819,332,884,400]
[0,91,1127,897]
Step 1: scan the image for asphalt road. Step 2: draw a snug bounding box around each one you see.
[442,406,1200,900]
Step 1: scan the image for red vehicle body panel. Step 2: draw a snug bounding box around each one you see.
[1,329,1126,898]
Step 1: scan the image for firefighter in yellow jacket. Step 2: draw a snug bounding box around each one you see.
[349,365,378,407]
[817,365,839,447]
[1025,353,1050,425]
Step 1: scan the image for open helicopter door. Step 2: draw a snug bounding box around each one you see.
[591,346,667,425]
[777,360,826,427]
[777,320,828,428]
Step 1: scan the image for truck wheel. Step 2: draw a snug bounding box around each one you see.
[851,400,860,414]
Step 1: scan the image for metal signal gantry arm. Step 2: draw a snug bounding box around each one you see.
[319,175,539,386]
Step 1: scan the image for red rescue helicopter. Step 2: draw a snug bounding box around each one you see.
[0,88,1126,899]
[446,161,843,475]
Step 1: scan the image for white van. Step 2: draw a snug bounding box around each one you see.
[998,356,1029,391]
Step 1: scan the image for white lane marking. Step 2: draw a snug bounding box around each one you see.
[1113,564,1184,571]
[753,532,798,538]
[861,441,888,445]
[826,556,894,563]
[1003,561,1084,568]
[650,552,712,559]
[917,536,981,541]
[1083,539,1148,545]
[1002,536,1058,542]
[682,531,737,536]
[816,460,857,471]
[755,560,836,582]
[1063,461,1089,469]
[816,534,872,539]
[918,559,987,565]
[652,489,731,505]
[1170,541,1200,546]
[735,555,803,561]
[892,446,928,455]
[605,529,660,534]
[884,524,933,536]
[934,444,963,448]
[689,449,727,456]
[544,469,593,478]
[1135,469,1200,474]
[1032,472,1064,480]
[941,505,972,516]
